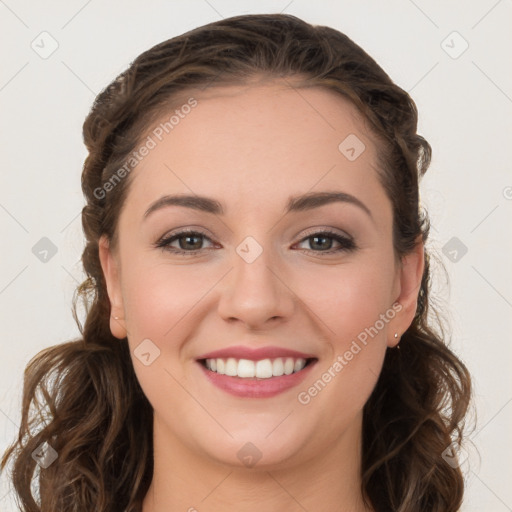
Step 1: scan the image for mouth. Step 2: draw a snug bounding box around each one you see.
[196,348,318,398]
[199,356,317,379]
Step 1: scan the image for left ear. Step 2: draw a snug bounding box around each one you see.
[389,238,425,347]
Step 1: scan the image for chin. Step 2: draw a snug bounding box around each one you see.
[192,423,313,471]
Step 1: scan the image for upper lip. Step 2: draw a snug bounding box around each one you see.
[197,345,316,361]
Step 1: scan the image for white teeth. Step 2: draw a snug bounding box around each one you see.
[255,359,273,378]
[203,357,308,378]
[272,358,284,376]
[294,358,304,372]
[237,359,255,378]
[284,357,295,375]
[225,358,238,376]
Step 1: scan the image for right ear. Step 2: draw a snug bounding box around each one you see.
[98,235,127,339]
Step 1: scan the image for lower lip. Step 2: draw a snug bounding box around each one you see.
[198,360,317,398]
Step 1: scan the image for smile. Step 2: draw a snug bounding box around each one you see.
[202,357,312,379]
[197,348,318,398]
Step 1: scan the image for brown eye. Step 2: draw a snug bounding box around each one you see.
[296,231,356,254]
[156,230,215,254]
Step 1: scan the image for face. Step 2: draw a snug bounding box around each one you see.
[100,79,423,470]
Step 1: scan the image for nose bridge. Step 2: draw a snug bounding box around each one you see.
[217,234,294,327]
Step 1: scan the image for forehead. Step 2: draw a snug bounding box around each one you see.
[125,80,387,219]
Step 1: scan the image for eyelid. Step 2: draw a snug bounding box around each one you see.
[156,226,214,243]
[298,226,353,241]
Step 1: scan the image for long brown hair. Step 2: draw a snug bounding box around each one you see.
[2,13,471,512]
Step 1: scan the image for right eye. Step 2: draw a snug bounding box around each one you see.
[155,230,217,255]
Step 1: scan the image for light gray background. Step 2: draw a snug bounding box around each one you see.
[1,1,511,510]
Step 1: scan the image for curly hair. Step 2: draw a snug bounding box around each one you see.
[2,13,471,512]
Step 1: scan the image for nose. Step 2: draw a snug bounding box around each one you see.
[217,243,295,329]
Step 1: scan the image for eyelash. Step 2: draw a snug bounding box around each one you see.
[154,228,357,256]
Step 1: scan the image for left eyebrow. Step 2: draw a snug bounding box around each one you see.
[285,191,373,220]
[143,191,373,221]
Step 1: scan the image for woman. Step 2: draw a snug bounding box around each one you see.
[2,13,471,512]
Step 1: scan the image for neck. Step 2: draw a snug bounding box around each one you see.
[142,413,372,512]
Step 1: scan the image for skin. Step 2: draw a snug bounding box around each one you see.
[99,78,424,512]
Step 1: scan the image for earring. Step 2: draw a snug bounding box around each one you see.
[394,332,401,349]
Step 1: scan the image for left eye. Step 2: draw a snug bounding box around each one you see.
[295,231,356,253]
[155,230,356,255]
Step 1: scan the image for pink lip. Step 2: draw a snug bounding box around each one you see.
[197,345,316,361]
[198,359,317,398]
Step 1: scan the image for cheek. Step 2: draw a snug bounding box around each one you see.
[294,257,395,407]
[120,263,212,411]
[299,258,396,342]
[121,261,213,340]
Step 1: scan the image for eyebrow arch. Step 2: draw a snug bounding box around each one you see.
[143,191,373,220]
